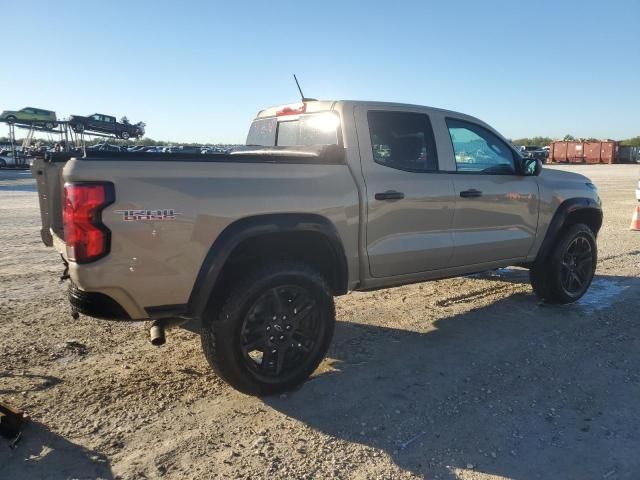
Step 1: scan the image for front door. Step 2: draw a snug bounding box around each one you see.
[445,117,539,266]
[356,107,456,278]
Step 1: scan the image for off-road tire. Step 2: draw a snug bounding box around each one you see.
[530,223,597,304]
[201,261,336,396]
[120,131,130,140]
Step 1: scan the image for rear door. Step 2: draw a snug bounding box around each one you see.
[104,116,117,134]
[444,117,539,266]
[88,114,104,132]
[356,106,456,277]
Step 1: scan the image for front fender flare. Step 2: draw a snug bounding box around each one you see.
[536,197,603,262]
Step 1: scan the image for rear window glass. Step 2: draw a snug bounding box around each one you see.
[246,113,339,147]
[246,118,277,146]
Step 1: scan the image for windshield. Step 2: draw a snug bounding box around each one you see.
[246,112,340,147]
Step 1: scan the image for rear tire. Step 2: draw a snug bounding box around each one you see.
[6,115,16,123]
[0,159,6,167]
[121,131,130,140]
[201,261,335,396]
[530,223,597,304]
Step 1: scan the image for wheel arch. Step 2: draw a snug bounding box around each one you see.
[188,213,349,319]
[536,197,602,262]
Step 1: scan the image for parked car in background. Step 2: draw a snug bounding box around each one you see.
[519,145,549,162]
[143,146,164,153]
[0,107,57,129]
[70,113,145,139]
[86,142,126,152]
[165,146,203,154]
[0,149,29,167]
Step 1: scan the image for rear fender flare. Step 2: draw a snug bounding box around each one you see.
[187,213,348,319]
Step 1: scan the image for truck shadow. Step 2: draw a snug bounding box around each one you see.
[0,421,114,480]
[265,273,640,479]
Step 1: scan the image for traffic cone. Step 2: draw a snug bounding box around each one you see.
[631,206,640,231]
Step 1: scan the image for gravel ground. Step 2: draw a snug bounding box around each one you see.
[1,164,639,480]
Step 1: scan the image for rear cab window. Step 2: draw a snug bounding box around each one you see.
[246,112,340,147]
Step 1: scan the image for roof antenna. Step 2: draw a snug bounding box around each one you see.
[293,74,317,102]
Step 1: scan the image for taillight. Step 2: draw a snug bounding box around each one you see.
[276,102,306,116]
[63,182,114,263]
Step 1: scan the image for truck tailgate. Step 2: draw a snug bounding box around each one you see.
[31,155,69,247]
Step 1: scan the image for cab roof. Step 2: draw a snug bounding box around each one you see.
[255,100,480,122]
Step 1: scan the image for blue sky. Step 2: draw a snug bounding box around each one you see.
[3,0,639,143]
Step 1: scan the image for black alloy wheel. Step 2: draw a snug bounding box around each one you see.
[559,235,593,297]
[529,223,597,304]
[201,261,335,396]
[240,285,324,382]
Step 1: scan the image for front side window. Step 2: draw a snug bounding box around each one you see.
[446,118,516,174]
[367,111,438,172]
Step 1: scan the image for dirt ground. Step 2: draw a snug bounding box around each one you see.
[1,164,639,480]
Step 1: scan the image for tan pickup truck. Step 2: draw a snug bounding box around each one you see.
[32,100,602,395]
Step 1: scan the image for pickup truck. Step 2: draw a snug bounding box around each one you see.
[69,113,145,139]
[32,100,603,396]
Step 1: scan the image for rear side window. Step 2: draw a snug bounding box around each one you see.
[446,118,516,174]
[246,113,339,147]
[367,111,438,172]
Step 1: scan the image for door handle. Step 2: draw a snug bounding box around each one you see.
[459,189,482,198]
[375,190,405,201]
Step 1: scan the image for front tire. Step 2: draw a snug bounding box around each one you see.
[530,223,597,304]
[201,261,336,396]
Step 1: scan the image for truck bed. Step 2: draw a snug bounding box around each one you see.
[33,145,346,244]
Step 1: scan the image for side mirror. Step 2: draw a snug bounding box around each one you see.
[523,157,542,176]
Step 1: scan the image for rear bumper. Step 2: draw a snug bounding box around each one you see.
[68,283,131,321]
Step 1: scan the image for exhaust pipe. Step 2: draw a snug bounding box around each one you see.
[149,322,166,346]
[149,318,188,346]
